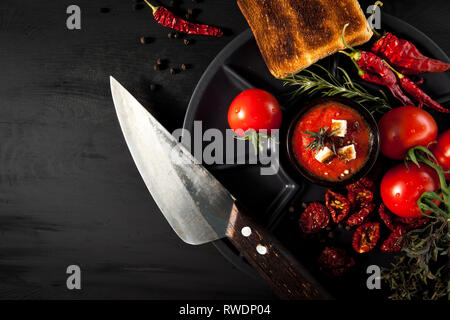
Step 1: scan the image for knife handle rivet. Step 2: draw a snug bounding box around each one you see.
[241,226,252,237]
[256,244,267,255]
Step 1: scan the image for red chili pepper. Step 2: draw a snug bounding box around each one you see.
[298,202,330,234]
[318,247,355,276]
[346,203,376,226]
[380,226,406,253]
[325,190,351,223]
[399,76,450,113]
[144,1,223,37]
[352,222,380,253]
[382,62,450,113]
[372,32,450,75]
[339,24,413,106]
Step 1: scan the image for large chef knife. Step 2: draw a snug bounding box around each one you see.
[110,76,330,299]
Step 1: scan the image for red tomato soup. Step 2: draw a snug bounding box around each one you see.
[291,101,373,182]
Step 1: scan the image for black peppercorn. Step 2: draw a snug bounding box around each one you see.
[154,64,161,71]
[150,84,157,91]
[183,39,190,46]
[168,32,174,39]
[170,68,177,75]
[181,64,188,71]
[173,32,180,39]
[157,59,163,65]
[140,37,153,44]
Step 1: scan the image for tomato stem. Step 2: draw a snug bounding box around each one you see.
[406,146,450,219]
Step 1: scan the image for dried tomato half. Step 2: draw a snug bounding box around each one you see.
[347,188,374,209]
[298,202,330,234]
[346,203,376,226]
[381,226,407,253]
[352,222,380,253]
[325,190,350,223]
[318,247,355,276]
[379,203,429,231]
[394,216,429,229]
[378,203,397,231]
[346,177,375,193]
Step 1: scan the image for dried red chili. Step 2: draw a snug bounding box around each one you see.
[372,32,450,75]
[144,0,223,37]
[339,24,413,106]
[298,202,330,234]
[397,74,450,113]
[347,203,376,226]
[318,247,355,276]
[380,226,406,253]
[325,190,351,223]
[352,222,380,253]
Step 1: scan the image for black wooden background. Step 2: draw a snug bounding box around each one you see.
[0,0,448,299]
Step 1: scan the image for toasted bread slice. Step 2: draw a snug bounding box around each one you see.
[237,0,373,78]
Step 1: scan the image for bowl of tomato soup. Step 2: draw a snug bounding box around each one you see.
[286,98,379,187]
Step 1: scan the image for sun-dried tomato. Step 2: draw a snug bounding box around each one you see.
[318,247,355,276]
[325,190,350,223]
[352,222,380,253]
[347,188,374,209]
[381,226,407,253]
[378,203,397,231]
[346,203,376,226]
[394,216,429,229]
[298,202,330,234]
[346,177,375,193]
[379,203,429,231]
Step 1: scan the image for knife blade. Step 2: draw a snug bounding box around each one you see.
[110,76,330,299]
[110,76,233,245]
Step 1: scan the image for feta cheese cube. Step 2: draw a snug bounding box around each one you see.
[331,119,347,137]
[315,147,335,163]
[337,144,356,161]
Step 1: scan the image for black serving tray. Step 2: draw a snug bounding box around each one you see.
[182,13,450,298]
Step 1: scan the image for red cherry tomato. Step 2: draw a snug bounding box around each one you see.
[227,89,282,136]
[380,162,440,218]
[430,130,450,180]
[378,106,437,160]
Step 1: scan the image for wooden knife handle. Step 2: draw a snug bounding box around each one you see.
[225,202,331,300]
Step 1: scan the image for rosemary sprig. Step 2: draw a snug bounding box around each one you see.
[383,146,450,300]
[301,127,338,154]
[383,216,449,300]
[283,64,391,114]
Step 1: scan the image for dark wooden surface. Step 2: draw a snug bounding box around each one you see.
[0,0,448,299]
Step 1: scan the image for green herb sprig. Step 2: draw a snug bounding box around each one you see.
[283,64,391,114]
[301,127,338,154]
